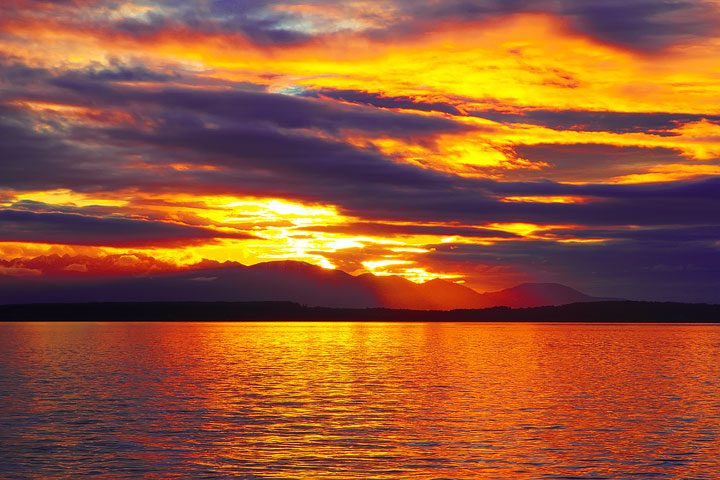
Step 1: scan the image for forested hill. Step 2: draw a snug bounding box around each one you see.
[1,301,718,323]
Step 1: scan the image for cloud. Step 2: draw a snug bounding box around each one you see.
[511,144,694,182]
[79,61,176,82]
[383,0,720,51]
[0,105,82,191]
[4,0,718,54]
[331,176,720,227]
[545,225,720,243]
[47,75,471,136]
[104,120,453,188]
[561,0,718,50]
[479,110,720,135]
[0,209,256,247]
[302,89,465,116]
[303,222,519,238]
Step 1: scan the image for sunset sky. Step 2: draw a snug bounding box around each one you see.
[1,0,719,302]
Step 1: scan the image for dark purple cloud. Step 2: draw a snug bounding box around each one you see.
[0,209,256,247]
[381,0,720,51]
[510,144,699,182]
[0,105,83,190]
[562,0,716,50]
[478,111,720,135]
[300,87,720,139]
[48,75,471,136]
[102,120,451,188]
[301,89,465,116]
[334,176,720,227]
[302,222,520,239]
[80,63,176,83]
[545,225,720,243]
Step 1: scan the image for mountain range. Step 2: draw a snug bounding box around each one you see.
[0,260,619,309]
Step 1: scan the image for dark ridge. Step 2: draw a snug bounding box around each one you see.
[0,301,718,322]
[0,260,621,309]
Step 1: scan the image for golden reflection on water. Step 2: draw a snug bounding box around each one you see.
[1,322,720,479]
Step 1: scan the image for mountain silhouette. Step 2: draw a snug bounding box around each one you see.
[0,260,618,308]
[472,282,621,308]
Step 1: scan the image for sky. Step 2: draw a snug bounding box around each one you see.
[1,0,719,302]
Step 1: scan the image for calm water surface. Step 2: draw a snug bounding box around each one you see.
[1,322,719,479]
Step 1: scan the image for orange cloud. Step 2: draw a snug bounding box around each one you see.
[611,164,720,184]
[4,12,718,115]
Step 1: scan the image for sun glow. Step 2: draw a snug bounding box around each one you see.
[361,260,464,283]
[362,260,410,272]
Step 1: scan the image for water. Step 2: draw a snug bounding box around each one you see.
[1,322,719,479]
